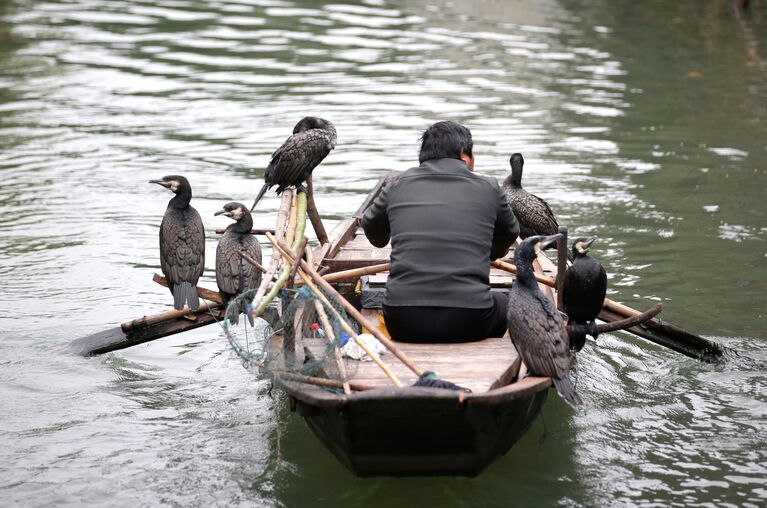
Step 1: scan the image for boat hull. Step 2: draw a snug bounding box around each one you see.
[284,381,549,477]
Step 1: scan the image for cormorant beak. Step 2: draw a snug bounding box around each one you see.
[214,209,231,217]
[576,237,596,254]
[538,233,563,251]
[149,179,170,188]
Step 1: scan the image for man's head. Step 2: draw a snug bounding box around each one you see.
[418,121,474,169]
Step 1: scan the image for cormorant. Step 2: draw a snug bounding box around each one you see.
[251,117,336,210]
[502,153,560,238]
[149,175,205,311]
[214,202,263,325]
[562,237,607,351]
[507,234,582,407]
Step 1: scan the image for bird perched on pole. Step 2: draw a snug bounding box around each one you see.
[502,153,561,238]
[562,237,607,351]
[251,117,336,211]
[507,234,582,407]
[214,202,263,325]
[149,175,205,311]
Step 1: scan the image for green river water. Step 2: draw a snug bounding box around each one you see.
[0,0,765,506]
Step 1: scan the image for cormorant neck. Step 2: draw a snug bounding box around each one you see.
[514,255,538,288]
[228,214,253,234]
[168,188,191,209]
[510,162,523,188]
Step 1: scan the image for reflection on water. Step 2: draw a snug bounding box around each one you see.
[0,0,765,505]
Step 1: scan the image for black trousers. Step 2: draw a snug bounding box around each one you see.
[382,292,509,343]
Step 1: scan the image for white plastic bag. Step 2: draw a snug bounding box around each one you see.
[340,333,386,361]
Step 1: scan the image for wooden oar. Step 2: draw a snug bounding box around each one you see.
[491,259,724,362]
[70,303,221,356]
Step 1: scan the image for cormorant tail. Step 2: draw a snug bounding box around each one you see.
[553,376,583,407]
[251,183,270,211]
[173,282,200,311]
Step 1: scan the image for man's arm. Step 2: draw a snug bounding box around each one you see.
[362,182,392,248]
[490,184,519,260]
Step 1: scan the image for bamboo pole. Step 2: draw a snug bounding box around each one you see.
[304,247,351,394]
[266,232,404,387]
[255,192,307,316]
[252,190,294,307]
[272,235,424,379]
[215,228,275,235]
[270,370,370,391]
[285,192,299,245]
[313,300,352,394]
[293,263,391,286]
[288,237,309,285]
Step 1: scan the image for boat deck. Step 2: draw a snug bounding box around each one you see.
[304,333,520,393]
[304,225,559,393]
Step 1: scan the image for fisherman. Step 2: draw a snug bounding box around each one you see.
[362,121,519,342]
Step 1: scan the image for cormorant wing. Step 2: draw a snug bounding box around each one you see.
[527,193,560,236]
[159,207,205,288]
[509,288,572,380]
[216,234,263,296]
[267,129,333,187]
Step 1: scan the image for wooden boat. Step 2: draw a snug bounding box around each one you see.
[69,175,721,477]
[268,176,560,477]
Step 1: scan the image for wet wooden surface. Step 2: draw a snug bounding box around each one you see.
[302,331,520,393]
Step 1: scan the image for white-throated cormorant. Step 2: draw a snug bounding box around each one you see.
[507,234,582,407]
[149,175,205,311]
[214,202,263,325]
[251,117,336,210]
[502,153,560,238]
[562,237,607,351]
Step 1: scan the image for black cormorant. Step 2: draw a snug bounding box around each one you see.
[507,234,582,407]
[251,117,336,210]
[214,202,263,325]
[502,153,560,238]
[562,237,607,351]
[149,175,205,311]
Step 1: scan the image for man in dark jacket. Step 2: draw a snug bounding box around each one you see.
[362,121,519,342]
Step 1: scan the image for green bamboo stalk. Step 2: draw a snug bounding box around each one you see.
[255,191,308,315]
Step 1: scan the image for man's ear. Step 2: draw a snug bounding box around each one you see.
[460,151,475,171]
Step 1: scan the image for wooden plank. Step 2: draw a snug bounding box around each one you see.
[303,335,517,393]
[70,312,220,356]
[352,173,397,219]
[313,217,359,268]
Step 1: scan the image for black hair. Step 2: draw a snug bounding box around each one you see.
[418,121,473,163]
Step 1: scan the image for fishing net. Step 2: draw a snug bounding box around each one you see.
[221,285,360,392]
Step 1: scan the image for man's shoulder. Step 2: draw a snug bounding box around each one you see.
[472,172,502,189]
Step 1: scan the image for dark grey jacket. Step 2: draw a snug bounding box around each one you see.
[362,158,519,309]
